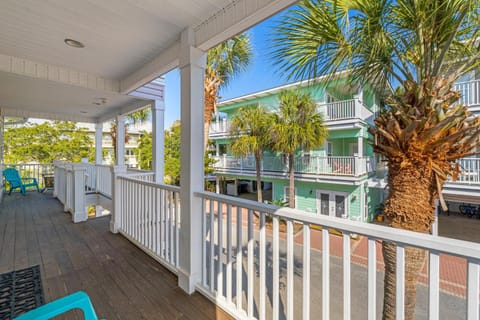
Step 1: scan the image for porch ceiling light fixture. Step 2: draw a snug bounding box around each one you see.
[92,98,108,106]
[64,38,85,48]
[80,111,88,114]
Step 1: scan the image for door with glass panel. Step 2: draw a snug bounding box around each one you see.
[316,190,349,218]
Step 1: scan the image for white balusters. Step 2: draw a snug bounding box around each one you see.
[115,175,180,272]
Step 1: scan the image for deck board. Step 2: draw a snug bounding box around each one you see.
[0,191,233,320]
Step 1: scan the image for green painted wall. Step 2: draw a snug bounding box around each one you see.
[365,186,383,221]
[270,179,363,219]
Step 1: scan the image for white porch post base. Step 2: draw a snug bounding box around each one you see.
[110,165,127,233]
[178,268,199,294]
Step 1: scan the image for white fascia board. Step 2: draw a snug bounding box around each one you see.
[1,107,94,123]
[95,100,153,123]
[120,0,297,95]
[119,42,180,95]
[194,0,298,51]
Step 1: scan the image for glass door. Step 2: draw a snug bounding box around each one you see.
[317,190,349,218]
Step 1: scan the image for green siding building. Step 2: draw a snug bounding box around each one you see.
[209,74,387,222]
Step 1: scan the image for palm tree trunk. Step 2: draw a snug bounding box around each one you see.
[204,78,218,149]
[255,151,263,203]
[288,153,295,208]
[382,164,436,320]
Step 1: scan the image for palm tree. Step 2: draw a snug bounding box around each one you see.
[271,89,328,208]
[229,105,273,203]
[272,1,480,318]
[204,34,253,148]
[110,108,151,164]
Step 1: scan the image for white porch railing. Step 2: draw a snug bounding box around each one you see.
[3,163,54,188]
[95,165,113,197]
[214,155,375,176]
[194,191,480,320]
[116,175,180,272]
[453,79,480,107]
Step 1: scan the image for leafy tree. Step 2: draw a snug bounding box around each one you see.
[204,34,253,148]
[272,1,480,318]
[229,105,273,202]
[134,131,152,170]
[164,121,181,185]
[270,89,327,208]
[4,121,93,164]
[162,120,216,186]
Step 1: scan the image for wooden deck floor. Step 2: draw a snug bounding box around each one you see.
[0,191,232,320]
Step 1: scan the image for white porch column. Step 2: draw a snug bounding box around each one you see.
[178,27,206,294]
[152,100,165,183]
[110,165,127,233]
[71,164,87,223]
[95,122,103,165]
[116,115,126,166]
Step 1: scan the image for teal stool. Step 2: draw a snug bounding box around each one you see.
[14,291,100,320]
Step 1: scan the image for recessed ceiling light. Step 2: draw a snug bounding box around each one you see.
[80,111,88,114]
[64,38,85,48]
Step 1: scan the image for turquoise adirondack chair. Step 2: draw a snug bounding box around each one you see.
[3,167,40,195]
[14,291,100,320]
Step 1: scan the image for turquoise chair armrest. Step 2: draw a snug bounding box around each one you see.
[14,291,100,320]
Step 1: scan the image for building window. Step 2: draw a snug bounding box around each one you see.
[283,186,297,206]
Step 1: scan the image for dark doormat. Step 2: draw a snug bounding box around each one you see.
[0,265,44,319]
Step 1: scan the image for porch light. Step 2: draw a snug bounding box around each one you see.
[92,98,108,106]
[80,111,88,114]
[64,38,85,48]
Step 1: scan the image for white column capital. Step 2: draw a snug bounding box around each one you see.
[180,28,206,70]
[152,99,165,111]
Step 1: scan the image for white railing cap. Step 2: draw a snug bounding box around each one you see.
[195,191,480,260]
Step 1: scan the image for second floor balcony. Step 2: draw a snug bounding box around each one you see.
[209,98,375,138]
[213,154,377,178]
[453,79,480,109]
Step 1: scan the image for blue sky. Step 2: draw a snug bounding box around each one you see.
[163,11,290,128]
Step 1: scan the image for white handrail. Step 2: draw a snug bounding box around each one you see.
[194,190,480,319]
[214,155,375,176]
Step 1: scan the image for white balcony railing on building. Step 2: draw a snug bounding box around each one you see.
[3,163,55,189]
[453,79,480,107]
[214,155,375,176]
[115,174,180,273]
[322,99,356,120]
[451,158,480,185]
[209,119,231,135]
[193,191,480,319]
[209,99,376,138]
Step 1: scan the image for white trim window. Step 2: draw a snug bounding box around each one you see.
[283,186,297,207]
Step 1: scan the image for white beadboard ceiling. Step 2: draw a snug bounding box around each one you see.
[0,0,230,79]
[0,0,296,122]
